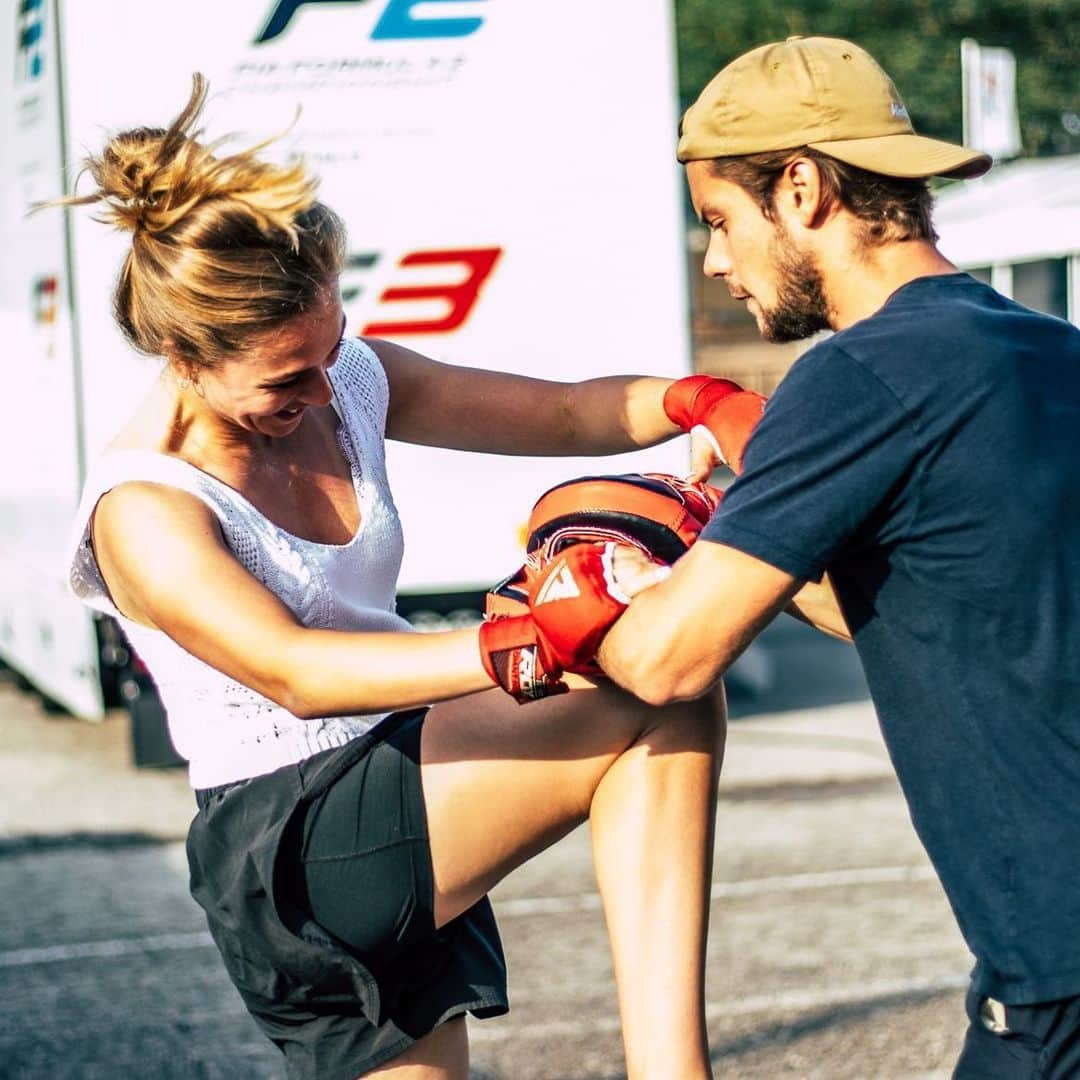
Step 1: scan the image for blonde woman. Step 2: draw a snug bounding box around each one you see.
[56,77,746,1079]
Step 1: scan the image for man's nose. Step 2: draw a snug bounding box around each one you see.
[702,233,731,279]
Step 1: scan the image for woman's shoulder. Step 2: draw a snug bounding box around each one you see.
[82,375,238,530]
[68,446,224,621]
[80,456,223,581]
[93,468,217,524]
[335,335,387,384]
[330,336,391,435]
[93,376,233,494]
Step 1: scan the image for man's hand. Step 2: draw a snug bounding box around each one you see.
[608,543,675,600]
[663,375,766,479]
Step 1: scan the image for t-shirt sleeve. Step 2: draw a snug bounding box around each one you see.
[702,342,919,581]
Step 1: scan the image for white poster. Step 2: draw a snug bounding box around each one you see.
[0,0,100,714]
[961,38,1022,163]
[59,0,690,592]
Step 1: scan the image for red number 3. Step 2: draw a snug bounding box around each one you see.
[361,246,502,335]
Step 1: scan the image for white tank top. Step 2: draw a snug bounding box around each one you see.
[66,338,414,789]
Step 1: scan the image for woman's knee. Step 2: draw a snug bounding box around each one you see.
[597,677,727,759]
[652,683,727,756]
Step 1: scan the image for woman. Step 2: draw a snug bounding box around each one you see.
[60,76,727,1079]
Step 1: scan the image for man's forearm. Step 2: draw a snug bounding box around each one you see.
[597,542,805,704]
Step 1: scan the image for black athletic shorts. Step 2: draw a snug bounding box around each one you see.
[187,709,508,1079]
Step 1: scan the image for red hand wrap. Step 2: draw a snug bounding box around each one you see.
[478,613,569,704]
[663,374,766,475]
[662,375,743,428]
[527,541,638,673]
[485,563,534,620]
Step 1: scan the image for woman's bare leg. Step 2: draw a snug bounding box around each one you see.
[590,687,723,1078]
[419,679,724,1079]
[364,1016,467,1079]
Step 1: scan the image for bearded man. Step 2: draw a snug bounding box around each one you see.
[534,35,1080,1078]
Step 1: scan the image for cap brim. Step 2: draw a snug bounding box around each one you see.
[808,133,992,179]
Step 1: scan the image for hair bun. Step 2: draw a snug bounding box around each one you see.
[91,125,179,234]
[36,73,344,364]
[74,73,316,242]
[70,73,213,236]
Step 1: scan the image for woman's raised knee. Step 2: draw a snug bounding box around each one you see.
[590,678,727,759]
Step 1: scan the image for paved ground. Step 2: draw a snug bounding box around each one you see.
[0,621,973,1078]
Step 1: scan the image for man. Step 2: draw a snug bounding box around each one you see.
[529,34,1080,1078]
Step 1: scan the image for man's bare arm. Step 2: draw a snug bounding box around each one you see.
[597,541,805,704]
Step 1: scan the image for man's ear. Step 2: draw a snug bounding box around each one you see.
[775,157,831,229]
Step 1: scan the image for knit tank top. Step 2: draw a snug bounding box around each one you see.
[67,338,414,789]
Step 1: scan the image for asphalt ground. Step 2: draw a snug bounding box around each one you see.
[0,620,973,1078]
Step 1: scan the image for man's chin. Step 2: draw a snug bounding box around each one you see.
[760,307,831,344]
[761,321,818,344]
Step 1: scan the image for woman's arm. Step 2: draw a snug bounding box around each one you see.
[369,337,679,456]
[92,482,494,718]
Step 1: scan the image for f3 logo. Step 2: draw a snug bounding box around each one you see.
[344,246,501,335]
[255,0,488,44]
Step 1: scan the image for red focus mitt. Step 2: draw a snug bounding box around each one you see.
[663,374,766,475]
[481,471,717,699]
[526,472,721,562]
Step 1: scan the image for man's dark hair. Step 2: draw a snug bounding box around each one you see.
[709,148,938,246]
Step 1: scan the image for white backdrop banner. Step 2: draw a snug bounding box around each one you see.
[56,0,691,591]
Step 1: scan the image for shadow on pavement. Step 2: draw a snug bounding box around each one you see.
[0,832,175,857]
[707,983,961,1066]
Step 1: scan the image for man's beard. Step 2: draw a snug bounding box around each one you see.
[759,226,832,343]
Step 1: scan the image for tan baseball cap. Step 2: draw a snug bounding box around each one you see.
[677,35,991,180]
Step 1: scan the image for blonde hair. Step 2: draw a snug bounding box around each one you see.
[48,74,346,366]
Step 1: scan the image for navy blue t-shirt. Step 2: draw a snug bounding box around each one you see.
[704,273,1080,1003]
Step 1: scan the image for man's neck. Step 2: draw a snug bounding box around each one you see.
[824,239,958,331]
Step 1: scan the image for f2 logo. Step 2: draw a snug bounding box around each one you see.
[255,0,487,44]
[344,246,502,336]
[16,0,45,83]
